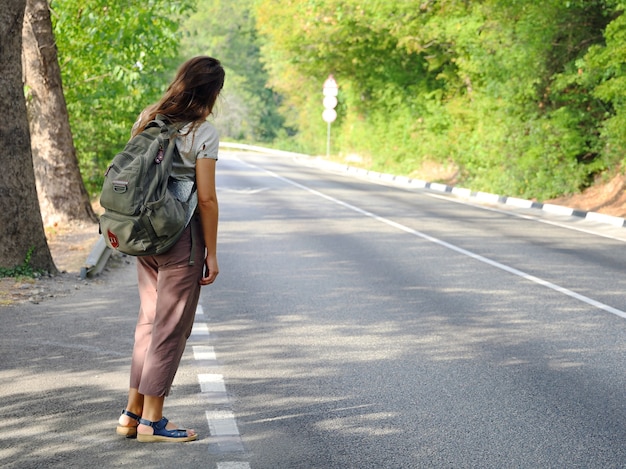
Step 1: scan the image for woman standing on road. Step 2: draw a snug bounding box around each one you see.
[115,56,225,443]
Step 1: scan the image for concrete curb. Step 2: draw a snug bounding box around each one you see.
[220,141,626,229]
[81,235,112,279]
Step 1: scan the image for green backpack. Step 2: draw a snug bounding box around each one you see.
[99,115,188,256]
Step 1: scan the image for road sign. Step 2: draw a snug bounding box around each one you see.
[323,108,337,123]
[323,74,338,157]
[323,95,338,109]
[323,75,338,97]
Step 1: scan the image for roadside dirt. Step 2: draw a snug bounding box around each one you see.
[546,172,626,218]
[0,221,105,306]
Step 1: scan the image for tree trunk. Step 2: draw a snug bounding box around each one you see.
[22,0,98,227]
[0,0,57,274]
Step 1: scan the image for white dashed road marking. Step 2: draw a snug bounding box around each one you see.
[198,374,227,394]
[190,322,209,338]
[217,463,251,469]
[193,346,217,361]
[191,304,248,464]
[206,410,241,435]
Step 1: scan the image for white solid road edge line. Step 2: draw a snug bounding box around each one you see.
[219,142,626,229]
[241,158,626,321]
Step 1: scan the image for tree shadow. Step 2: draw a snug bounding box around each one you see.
[203,195,626,467]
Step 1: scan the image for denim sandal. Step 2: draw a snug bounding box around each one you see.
[116,409,141,438]
[136,416,197,443]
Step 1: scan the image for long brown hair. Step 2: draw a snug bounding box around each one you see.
[133,56,225,136]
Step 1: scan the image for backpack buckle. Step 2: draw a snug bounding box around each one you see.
[112,180,128,193]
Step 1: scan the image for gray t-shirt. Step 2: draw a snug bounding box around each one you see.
[172,120,220,180]
[169,121,220,226]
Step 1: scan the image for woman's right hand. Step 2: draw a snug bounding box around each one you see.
[200,254,219,286]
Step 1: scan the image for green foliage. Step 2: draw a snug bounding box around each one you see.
[180,0,286,142]
[579,1,626,164]
[50,0,194,196]
[0,247,45,278]
[51,0,626,201]
[253,0,624,200]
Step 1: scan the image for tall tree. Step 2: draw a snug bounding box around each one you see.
[22,0,98,227]
[0,0,57,273]
[50,0,194,195]
[181,0,285,142]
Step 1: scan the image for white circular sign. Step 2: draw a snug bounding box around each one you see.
[323,86,338,97]
[323,95,338,109]
[322,109,337,123]
[323,75,339,97]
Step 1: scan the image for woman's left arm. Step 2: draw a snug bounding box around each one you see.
[196,157,219,285]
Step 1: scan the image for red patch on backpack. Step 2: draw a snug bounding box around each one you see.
[107,229,120,249]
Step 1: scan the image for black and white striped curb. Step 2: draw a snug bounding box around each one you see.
[342,165,626,228]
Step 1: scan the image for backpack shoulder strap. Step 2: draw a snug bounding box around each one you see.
[150,114,189,139]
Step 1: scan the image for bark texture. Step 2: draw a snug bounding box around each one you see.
[0,0,57,273]
[22,0,98,227]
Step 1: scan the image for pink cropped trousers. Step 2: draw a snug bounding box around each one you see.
[129,217,205,397]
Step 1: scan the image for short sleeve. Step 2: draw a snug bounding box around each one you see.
[196,122,220,160]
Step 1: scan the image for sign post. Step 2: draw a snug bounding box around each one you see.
[322,75,338,158]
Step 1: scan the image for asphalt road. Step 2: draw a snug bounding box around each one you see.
[2,150,626,468]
